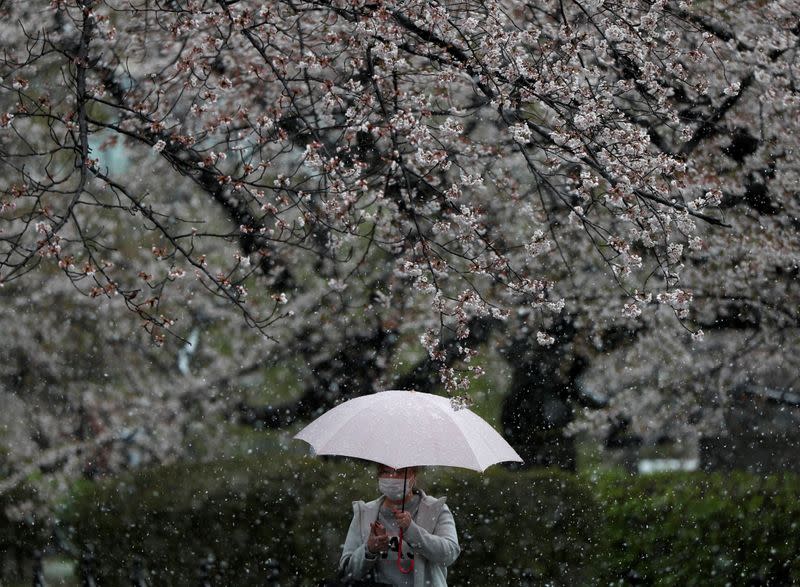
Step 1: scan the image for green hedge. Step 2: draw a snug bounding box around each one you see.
[0,482,50,582]
[429,471,598,584]
[51,459,800,586]
[592,471,800,586]
[61,456,355,585]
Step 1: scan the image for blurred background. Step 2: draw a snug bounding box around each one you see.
[2,0,799,585]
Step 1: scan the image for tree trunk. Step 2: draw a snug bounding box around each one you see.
[500,321,588,472]
[501,349,577,471]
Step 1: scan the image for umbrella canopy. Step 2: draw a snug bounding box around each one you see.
[294,389,522,472]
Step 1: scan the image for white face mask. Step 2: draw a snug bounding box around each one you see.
[378,477,413,501]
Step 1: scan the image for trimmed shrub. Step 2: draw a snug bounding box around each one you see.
[428,468,599,585]
[61,458,800,586]
[291,464,374,582]
[592,471,800,586]
[62,455,345,585]
[0,482,51,582]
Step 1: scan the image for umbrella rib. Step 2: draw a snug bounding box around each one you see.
[429,402,483,471]
[468,414,504,472]
[313,407,370,456]
[440,402,511,471]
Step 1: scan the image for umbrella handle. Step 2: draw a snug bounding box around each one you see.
[397,468,413,574]
[397,528,414,574]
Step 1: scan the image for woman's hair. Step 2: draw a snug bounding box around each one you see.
[376,464,418,476]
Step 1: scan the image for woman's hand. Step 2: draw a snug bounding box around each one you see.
[367,521,389,554]
[393,509,412,530]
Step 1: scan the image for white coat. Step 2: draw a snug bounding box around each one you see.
[339,489,460,586]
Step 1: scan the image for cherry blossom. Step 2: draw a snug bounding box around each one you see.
[0,0,797,512]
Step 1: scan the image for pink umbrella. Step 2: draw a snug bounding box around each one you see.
[294,389,523,573]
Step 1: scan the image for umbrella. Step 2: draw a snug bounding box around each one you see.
[293,389,523,574]
[294,389,522,472]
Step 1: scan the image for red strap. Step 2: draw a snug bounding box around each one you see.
[396,528,414,574]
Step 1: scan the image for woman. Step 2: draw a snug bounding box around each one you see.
[339,465,460,586]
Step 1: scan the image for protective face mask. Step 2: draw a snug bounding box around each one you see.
[378,477,413,501]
